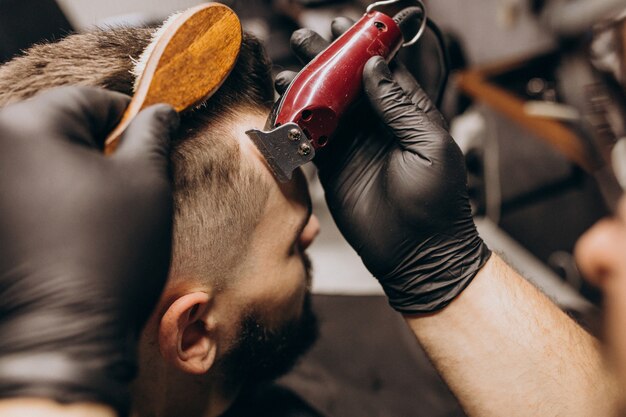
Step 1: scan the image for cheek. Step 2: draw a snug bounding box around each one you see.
[604,277,626,392]
[299,215,320,251]
[241,257,308,326]
[268,257,308,318]
[591,230,626,390]
[576,215,626,387]
[575,220,621,286]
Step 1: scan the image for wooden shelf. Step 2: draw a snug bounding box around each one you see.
[456,57,599,173]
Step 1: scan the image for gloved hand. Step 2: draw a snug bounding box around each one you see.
[0,86,179,415]
[276,19,491,314]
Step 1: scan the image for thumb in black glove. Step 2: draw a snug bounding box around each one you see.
[276,21,490,314]
[0,86,179,415]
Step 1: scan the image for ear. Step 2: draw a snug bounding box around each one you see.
[158,292,217,375]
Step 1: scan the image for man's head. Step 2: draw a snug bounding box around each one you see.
[0,24,319,416]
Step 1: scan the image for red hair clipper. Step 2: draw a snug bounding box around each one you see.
[246,0,427,182]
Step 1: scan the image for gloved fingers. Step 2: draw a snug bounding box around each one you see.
[313,101,384,176]
[390,62,448,130]
[114,103,179,173]
[363,56,443,154]
[290,28,330,64]
[275,70,299,95]
[0,86,130,149]
[290,16,354,64]
[275,30,332,99]
[330,16,354,38]
[278,19,353,95]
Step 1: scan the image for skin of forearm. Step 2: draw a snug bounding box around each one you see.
[405,254,620,417]
[0,398,115,417]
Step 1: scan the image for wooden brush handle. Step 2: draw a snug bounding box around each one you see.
[104,3,241,155]
[105,99,145,154]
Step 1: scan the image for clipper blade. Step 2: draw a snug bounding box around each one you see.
[246,123,316,183]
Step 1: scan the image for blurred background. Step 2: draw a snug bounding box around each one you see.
[1,1,625,415]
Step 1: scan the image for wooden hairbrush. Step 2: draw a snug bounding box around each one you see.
[104,3,242,154]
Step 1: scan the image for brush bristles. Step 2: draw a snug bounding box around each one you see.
[131,12,183,92]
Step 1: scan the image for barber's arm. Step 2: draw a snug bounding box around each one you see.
[0,87,179,417]
[280,22,619,416]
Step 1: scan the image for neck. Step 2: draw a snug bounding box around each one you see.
[131,351,241,417]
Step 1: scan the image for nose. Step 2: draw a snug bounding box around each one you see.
[575,218,624,287]
[299,214,320,251]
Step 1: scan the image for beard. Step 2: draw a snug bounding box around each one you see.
[217,253,318,387]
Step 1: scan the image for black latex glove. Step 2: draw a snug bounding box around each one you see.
[276,19,491,314]
[0,86,179,415]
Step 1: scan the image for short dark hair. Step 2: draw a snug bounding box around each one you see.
[0,26,275,287]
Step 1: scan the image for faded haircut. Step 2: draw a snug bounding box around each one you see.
[0,27,274,287]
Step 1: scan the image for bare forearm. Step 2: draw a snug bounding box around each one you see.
[0,398,115,417]
[406,254,619,417]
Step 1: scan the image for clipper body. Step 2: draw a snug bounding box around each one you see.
[246,8,416,182]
